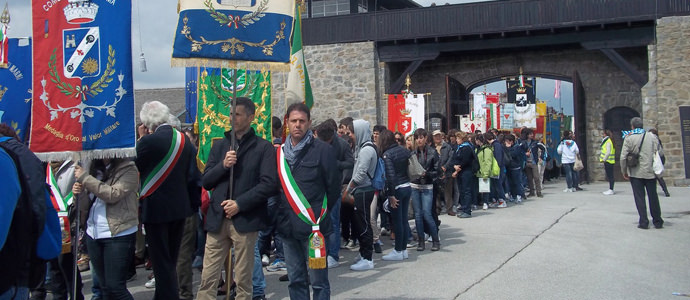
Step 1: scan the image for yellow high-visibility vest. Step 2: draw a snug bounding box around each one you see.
[599,137,615,164]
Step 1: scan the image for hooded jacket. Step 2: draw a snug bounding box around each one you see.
[348,119,377,192]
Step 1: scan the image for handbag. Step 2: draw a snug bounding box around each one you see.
[653,151,664,176]
[408,154,424,181]
[573,155,584,171]
[625,133,646,168]
[478,178,491,193]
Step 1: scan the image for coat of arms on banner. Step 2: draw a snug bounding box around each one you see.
[31,0,135,160]
[62,27,100,79]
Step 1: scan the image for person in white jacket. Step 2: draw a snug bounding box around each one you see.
[557,130,580,192]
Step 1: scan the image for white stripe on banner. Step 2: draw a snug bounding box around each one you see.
[64,27,100,78]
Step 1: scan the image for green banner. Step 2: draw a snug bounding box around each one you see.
[196,68,271,171]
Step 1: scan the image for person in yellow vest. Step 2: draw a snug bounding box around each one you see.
[600,129,616,195]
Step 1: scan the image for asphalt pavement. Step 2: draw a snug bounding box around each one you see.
[65,180,690,300]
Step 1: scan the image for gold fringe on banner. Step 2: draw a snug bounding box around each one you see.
[171,58,290,72]
[308,257,326,270]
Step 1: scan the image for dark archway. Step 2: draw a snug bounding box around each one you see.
[604,106,640,181]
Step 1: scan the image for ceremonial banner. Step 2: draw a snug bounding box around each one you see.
[536,101,547,116]
[501,104,515,130]
[514,104,536,128]
[388,93,425,136]
[486,93,500,130]
[507,76,536,105]
[460,115,486,133]
[472,93,486,119]
[286,4,313,108]
[196,68,271,171]
[30,0,135,161]
[0,38,32,142]
[185,67,199,123]
[172,0,295,71]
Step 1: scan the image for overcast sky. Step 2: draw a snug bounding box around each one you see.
[7,0,495,89]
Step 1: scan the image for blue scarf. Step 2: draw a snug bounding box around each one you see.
[622,128,645,139]
[283,130,314,166]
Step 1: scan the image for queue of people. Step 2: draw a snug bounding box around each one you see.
[1,99,670,300]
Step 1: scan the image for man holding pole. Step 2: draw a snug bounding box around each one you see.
[276,103,341,299]
[197,97,276,300]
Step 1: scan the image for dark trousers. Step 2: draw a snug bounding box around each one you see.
[630,177,663,228]
[340,201,357,242]
[352,189,374,260]
[390,187,412,251]
[282,236,330,300]
[457,171,474,215]
[176,215,197,300]
[49,252,85,300]
[145,220,185,300]
[257,196,284,260]
[508,168,524,198]
[604,162,615,190]
[85,233,136,300]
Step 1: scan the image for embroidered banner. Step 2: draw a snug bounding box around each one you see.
[387,93,425,137]
[460,115,486,133]
[172,0,294,71]
[507,76,536,105]
[0,38,32,142]
[30,0,135,161]
[286,4,313,108]
[196,68,271,171]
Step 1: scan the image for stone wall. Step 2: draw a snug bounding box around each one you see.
[404,48,647,182]
[643,16,690,186]
[271,41,380,125]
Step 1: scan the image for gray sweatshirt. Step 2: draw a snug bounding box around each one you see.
[348,119,377,192]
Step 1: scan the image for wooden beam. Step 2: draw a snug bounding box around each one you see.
[600,48,647,87]
[389,60,424,94]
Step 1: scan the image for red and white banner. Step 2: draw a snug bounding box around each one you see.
[460,115,486,133]
[388,93,425,136]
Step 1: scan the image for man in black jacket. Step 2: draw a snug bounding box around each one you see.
[136,101,197,300]
[197,97,277,300]
[277,103,340,300]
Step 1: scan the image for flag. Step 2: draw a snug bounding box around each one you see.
[515,104,537,128]
[460,115,486,133]
[485,93,500,130]
[387,93,425,136]
[0,24,8,68]
[172,0,295,71]
[196,68,271,171]
[554,79,561,99]
[472,93,486,119]
[501,104,515,130]
[30,0,135,161]
[0,38,32,142]
[185,67,199,123]
[286,4,313,108]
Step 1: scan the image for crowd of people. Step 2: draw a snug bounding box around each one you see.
[0,98,670,299]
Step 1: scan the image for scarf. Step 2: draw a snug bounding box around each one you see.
[283,130,314,165]
[622,128,645,139]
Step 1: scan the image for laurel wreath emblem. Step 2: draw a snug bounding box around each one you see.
[49,46,116,99]
[204,0,268,29]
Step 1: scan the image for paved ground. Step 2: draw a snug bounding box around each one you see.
[64,180,689,300]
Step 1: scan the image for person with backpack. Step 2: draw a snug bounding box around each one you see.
[344,119,378,271]
[475,134,496,210]
[505,134,526,203]
[410,129,441,251]
[486,132,508,208]
[444,131,477,218]
[0,125,61,300]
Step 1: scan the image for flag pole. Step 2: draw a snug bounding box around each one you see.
[226,68,238,300]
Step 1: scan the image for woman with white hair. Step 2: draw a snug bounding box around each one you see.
[135,101,198,300]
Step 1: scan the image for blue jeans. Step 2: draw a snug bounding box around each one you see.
[282,236,330,300]
[508,168,525,198]
[0,286,29,300]
[411,188,438,240]
[252,242,265,298]
[562,163,579,189]
[390,186,411,251]
[327,198,341,261]
[85,233,136,300]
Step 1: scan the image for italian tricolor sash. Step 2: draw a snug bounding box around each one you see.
[140,129,185,198]
[277,146,328,269]
[46,165,73,253]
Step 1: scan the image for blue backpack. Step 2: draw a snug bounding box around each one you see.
[363,143,386,191]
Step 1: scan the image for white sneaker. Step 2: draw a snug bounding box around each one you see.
[382,250,404,261]
[261,254,269,266]
[426,234,432,242]
[144,278,156,289]
[516,195,522,203]
[571,188,576,192]
[482,203,488,210]
[402,249,409,259]
[354,253,362,263]
[603,189,615,195]
[406,241,416,249]
[327,256,339,268]
[563,188,573,193]
[497,200,507,208]
[350,259,374,271]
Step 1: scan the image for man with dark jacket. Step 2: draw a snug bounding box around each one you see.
[316,120,354,268]
[276,103,340,300]
[432,130,453,215]
[136,101,197,300]
[197,97,277,300]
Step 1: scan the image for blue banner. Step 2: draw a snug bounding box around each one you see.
[185,67,198,123]
[0,38,32,142]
